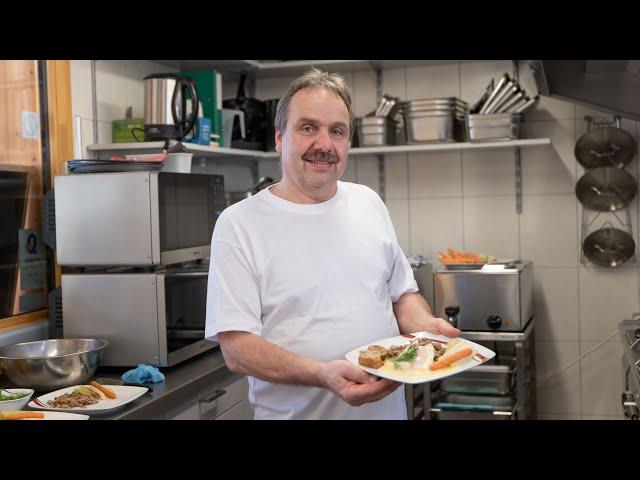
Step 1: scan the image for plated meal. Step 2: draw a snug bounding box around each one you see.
[46,381,116,409]
[29,382,148,414]
[359,337,472,372]
[346,332,495,384]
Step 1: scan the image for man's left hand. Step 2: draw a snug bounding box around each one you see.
[421,316,461,338]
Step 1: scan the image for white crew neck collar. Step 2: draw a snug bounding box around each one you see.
[259,181,344,213]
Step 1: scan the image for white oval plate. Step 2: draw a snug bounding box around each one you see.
[28,385,148,415]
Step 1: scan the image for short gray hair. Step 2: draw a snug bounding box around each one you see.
[274,68,355,138]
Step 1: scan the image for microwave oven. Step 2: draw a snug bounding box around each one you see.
[55,171,225,267]
[61,268,215,367]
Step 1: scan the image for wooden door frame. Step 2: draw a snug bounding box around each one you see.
[0,60,73,331]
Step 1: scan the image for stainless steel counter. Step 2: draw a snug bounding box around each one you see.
[97,347,237,419]
[3,346,244,420]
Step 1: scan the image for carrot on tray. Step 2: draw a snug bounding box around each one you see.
[0,411,45,420]
[439,249,486,264]
[429,347,473,371]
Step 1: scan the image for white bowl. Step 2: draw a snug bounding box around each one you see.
[0,388,34,410]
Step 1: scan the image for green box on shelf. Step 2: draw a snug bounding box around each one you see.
[112,118,145,143]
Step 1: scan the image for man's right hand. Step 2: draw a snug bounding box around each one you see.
[321,360,401,406]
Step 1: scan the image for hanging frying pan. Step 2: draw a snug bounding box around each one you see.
[583,226,635,267]
[575,166,638,211]
[575,126,636,169]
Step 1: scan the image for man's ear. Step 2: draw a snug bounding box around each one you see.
[275,129,283,153]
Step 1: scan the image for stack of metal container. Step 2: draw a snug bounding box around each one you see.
[356,94,401,147]
[466,73,539,142]
[402,97,468,143]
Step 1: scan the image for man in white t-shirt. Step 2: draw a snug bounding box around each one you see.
[205,68,460,420]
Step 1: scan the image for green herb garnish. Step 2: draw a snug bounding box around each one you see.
[393,342,418,364]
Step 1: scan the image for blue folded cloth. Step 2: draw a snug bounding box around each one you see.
[121,364,165,384]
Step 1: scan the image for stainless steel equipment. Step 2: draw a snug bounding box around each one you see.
[619,315,640,420]
[466,113,521,142]
[408,256,433,309]
[575,126,636,169]
[225,176,275,207]
[575,166,638,211]
[410,261,537,420]
[144,74,199,142]
[483,79,518,114]
[440,364,514,395]
[583,226,636,267]
[431,393,516,420]
[479,73,510,114]
[531,60,640,122]
[356,117,397,146]
[402,98,468,143]
[577,116,638,268]
[434,261,534,332]
[424,318,537,420]
[62,267,214,367]
[0,339,108,391]
[470,71,537,118]
[470,79,494,113]
[54,171,225,267]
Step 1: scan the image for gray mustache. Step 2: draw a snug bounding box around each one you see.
[303,151,338,163]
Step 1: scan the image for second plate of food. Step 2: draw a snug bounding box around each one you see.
[28,384,148,414]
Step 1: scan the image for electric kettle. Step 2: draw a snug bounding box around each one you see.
[143,74,199,142]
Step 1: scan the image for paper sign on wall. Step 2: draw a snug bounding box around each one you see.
[22,111,39,140]
[18,228,46,291]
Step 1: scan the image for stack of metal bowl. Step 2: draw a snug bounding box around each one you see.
[0,338,108,392]
[402,97,468,143]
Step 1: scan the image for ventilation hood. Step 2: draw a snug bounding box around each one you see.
[530,60,640,120]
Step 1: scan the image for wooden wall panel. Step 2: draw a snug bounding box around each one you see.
[0,60,72,328]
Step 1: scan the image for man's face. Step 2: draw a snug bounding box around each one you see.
[275,88,350,194]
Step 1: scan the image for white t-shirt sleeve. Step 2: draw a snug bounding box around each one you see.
[387,244,419,302]
[369,188,419,302]
[205,218,262,343]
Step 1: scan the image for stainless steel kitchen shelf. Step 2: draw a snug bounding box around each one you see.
[87,141,272,161]
[88,138,551,161]
[352,138,550,154]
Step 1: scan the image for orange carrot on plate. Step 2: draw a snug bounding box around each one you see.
[90,380,117,399]
[429,347,473,371]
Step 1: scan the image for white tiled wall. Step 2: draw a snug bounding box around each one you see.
[71,60,179,150]
[68,60,640,419]
[388,60,637,420]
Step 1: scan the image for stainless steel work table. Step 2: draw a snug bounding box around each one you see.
[4,347,243,420]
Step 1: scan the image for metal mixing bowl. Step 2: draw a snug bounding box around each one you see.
[0,339,108,392]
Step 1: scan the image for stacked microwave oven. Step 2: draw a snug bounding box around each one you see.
[54,171,226,367]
